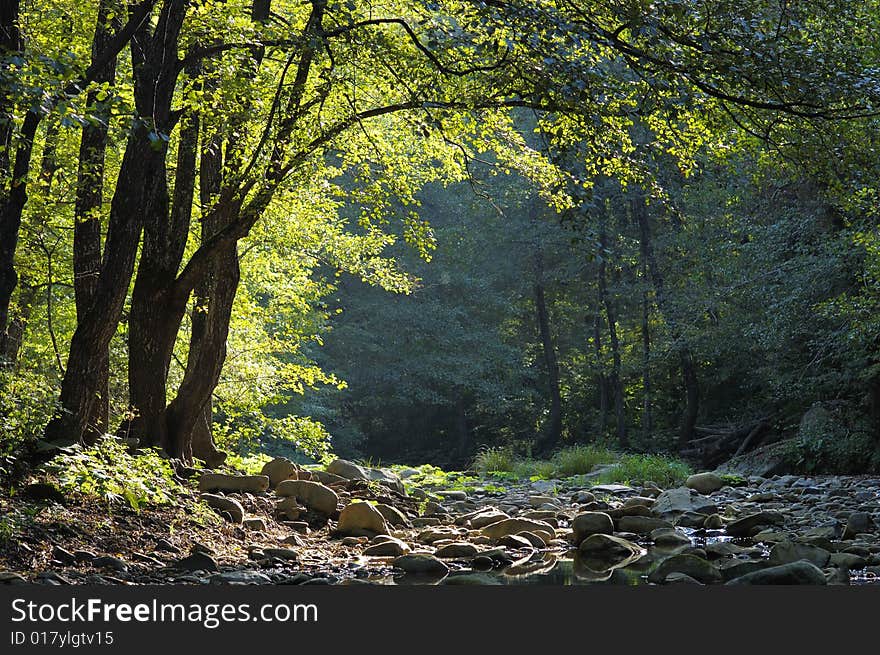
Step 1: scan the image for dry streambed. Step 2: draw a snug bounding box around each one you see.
[3,459,880,586]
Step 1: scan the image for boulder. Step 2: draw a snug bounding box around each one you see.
[367,467,405,493]
[578,534,643,563]
[363,539,410,557]
[374,503,411,527]
[617,515,673,534]
[725,561,827,585]
[198,473,269,494]
[200,493,244,523]
[469,510,510,529]
[209,571,272,585]
[571,512,615,544]
[653,487,717,515]
[326,459,370,480]
[725,511,785,538]
[275,496,304,521]
[260,457,301,488]
[648,554,722,584]
[768,541,830,568]
[336,502,389,537]
[435,542,480,559]
[843,512,874,539]
[243,517,269,531]
[392,554,449,577]
[481,518,556,540]
[276,480,339,515]
[686,472,725,494]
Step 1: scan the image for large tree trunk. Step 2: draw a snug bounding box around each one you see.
[45,0,187,444]
[633,193,699,449]
[72,0,119,441]
[598,211,627,449]
[534,250,563,454]
[591,307,609,437]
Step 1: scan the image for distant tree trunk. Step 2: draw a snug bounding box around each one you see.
[592,307,609,437]
[453,397,471,465]
[637,199,652,441]
[633,193,698,449]
[1,280,36,371]
[534,249,563,454]
[598,210,627,449]
[72,0,118,441]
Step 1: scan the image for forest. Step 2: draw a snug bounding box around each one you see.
[1,0,880,589]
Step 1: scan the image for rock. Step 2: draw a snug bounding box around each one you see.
[310,470,348,486]
[726,511,785,537]
[175,552,218,572]
[437,490,467,502]
[516,531,547,548]
[715,440,789,478]
[482,518,556,540]
[703,514,725,529]
[571,512,615,544]
[374,503,411,527]
[51,546,76,565]
[469,510,510,529]
[243,517,268,531]
[572,491,597,504]
[617,515,673,534]
[275,496,304,521]
[531,480,560,494]
[366,467,405,493]
[326,458,370,480]
[392,554,449,577]
[497,534,534,549]
[276,480,339,515]
[843,512,874,540]
[768,541,831,568]
[591,484,635,495]
[21,482,66,504]
[653,487,717,515]
[829,552,867,570]
[92,556,128,572]
[442,573,502,585]
[578,534,643,561]
[364,538,410,557]
[200,493,244,523]
[726,561,827,585]
[648,554,722,584]
[653,531,692,548]
[260,457,301,488]
[263,548,299,561]
[686,472,725,494]
[664,572,704,585]
[154,539,179,554]
[0,571,27,584]
[209,571,272,585]
[198,473,269,494]
[435,542,479,559]
[336,502,389,537]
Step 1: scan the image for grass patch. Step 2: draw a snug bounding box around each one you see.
[553,445,617,477]
[475,444,618,480]
[473,446,517,473]
[596,454,691,487]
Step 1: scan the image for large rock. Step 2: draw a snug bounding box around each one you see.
[653,487,717,515]
[571,512,615,544]
[276,480,339,515]
[363,537,410,557]
[725,561,827,585]
[768,541,830,568]
[200,493,244,523]
[198,473,269,494]
[374,503,411,527]
[469,510,510,529]
[715,440,789,478]
[336,502,389,537]
[392,554,449,577]
[648,554,722,585]
[686,472,725,494]
[260,457,301,488]
[481,518,556,540]
[327,458,370,480]
[578,534,644,564]
[617,515,673,534]
[275,496,304,521]
[367,467,405,493]
[726,511,785,538]
[843,512,874,539]
[435,542,480,559]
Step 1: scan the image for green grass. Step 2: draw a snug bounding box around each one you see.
[596,454,692,487]
[474,444,618,480]
[472,446,518,473]
[552,445,617,477]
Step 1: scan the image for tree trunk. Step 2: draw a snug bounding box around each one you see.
[72,0,118,440]
[592,308,609,437]
[533,249,563,455]
[598,211,627,449]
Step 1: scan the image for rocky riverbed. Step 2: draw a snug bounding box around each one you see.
[3,459,879,586]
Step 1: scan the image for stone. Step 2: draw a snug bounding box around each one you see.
[263,548,299,561]
[653,487,717,515]
[442,573,502,585]
[336,502,389,537]
[310,470,348,486]
[718,559,767,582]
[21,482,66,504]
[275,496,304,521]
[726,511,785,537]
[571,512,615,544]
[243,517,269,531]
[276,480,339,515]
[392,554,449,577]
[326,459,370,480]
[578,534,643,561]
[51,546,76,565]
[648,554,722,584]
[703,514,725,529]
[497,535,534,549]
[92,556,128,572]
[617,515,673,534]
[843,512,874,540]
[591,484,635,495]
[175,552,218,572]
[516,531,547,548]
[260,457,301,488]
[200,493,244,523]
[469,510,510,529]
[364,538,410,557]
[0,572,27,584]
[686,472,725,494]
[374,503,411,527]
[435,542,479,559]
[437,490,467,501]
[829,552,866,570]
[725,561,827,585]
[664,572,704,585]
[366,467,405,493]
[209,571,272,585]
[571,491,597,504]
[198,473,269,494]
[653,530,692,548]
[481,518,556,540]
[768,541,831,568]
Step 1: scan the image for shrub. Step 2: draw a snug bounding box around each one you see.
[552,445,617,477]
[473,446,517,473]
[597,454,692,487]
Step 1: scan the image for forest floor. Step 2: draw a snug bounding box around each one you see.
[2,455,880,586]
